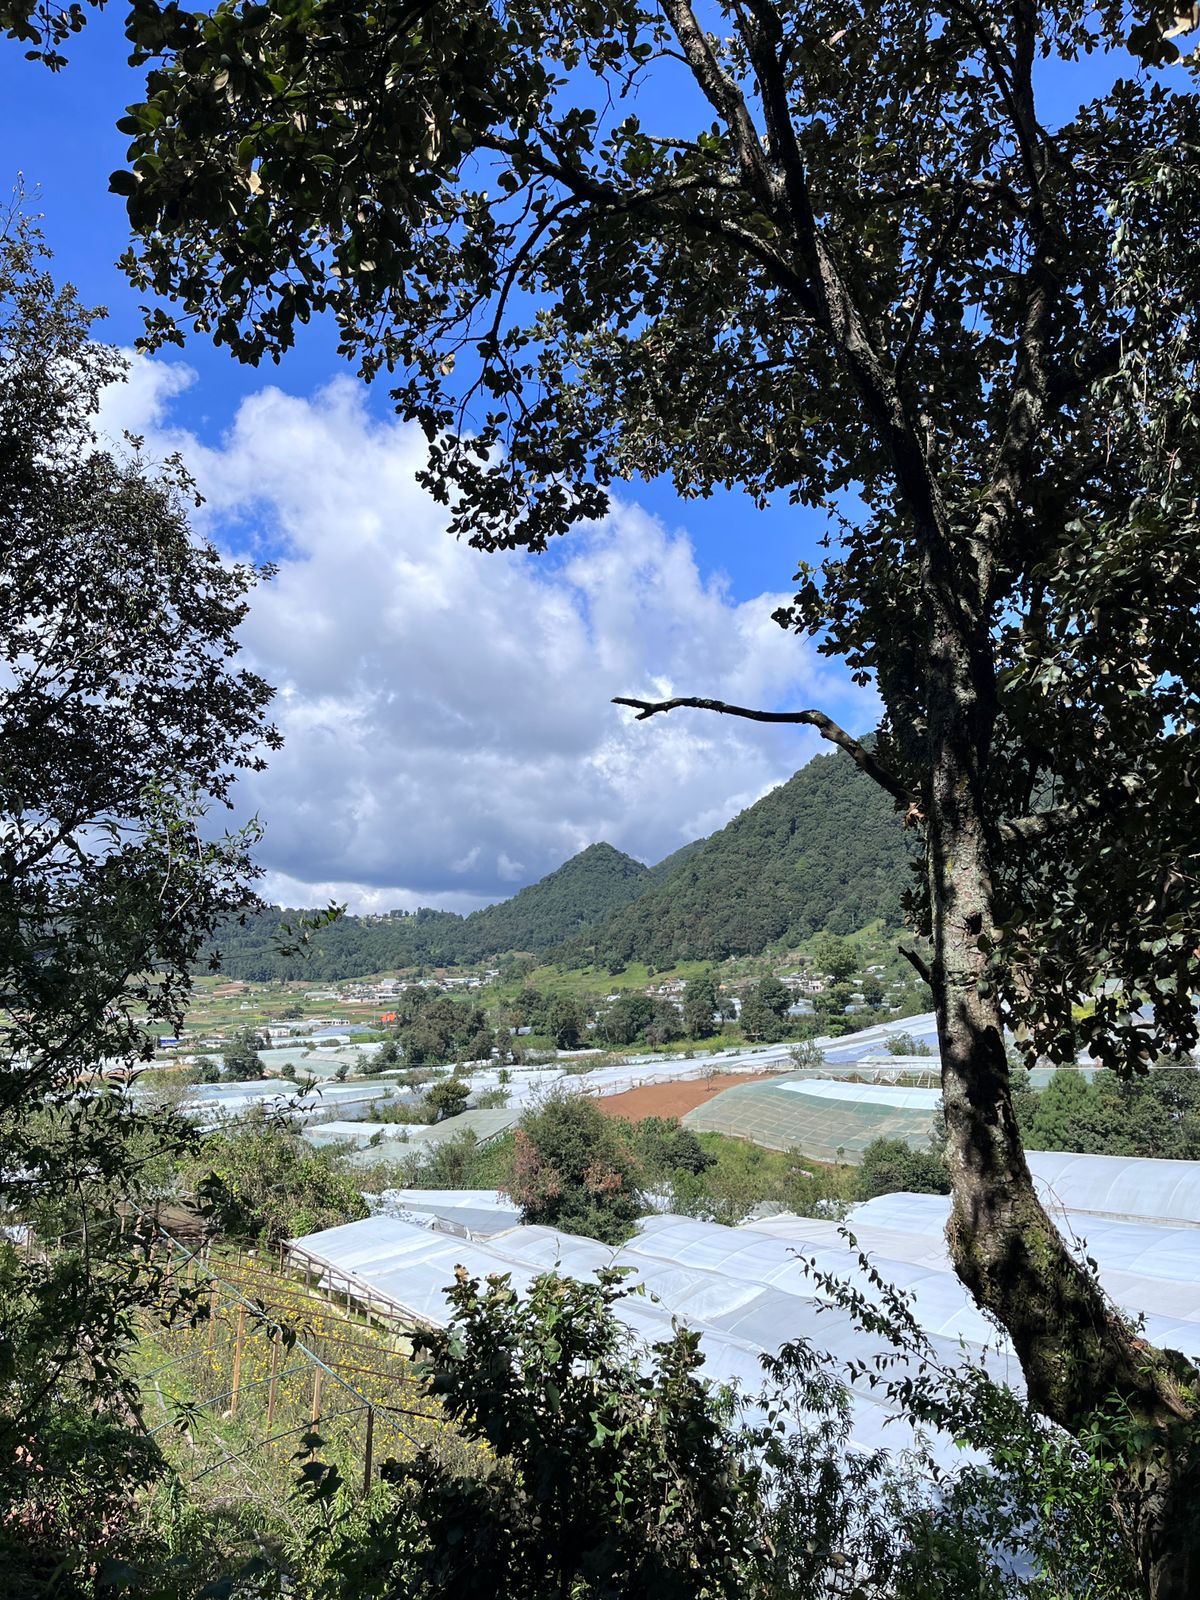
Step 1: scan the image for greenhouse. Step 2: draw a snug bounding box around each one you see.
[682,1074,938,1160]
[1025,1149,1200,1227]
[305,1108,519,1163]
[288,1210,996,1464]
[290,1157,1200,1470]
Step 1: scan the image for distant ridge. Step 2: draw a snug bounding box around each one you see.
[558,750,912,968]
[209,750,910,981]
[209,841,652,980]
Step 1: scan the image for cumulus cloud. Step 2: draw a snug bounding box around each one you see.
[100,360,879,912]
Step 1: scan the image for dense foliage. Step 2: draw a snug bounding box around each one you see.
[314,1268,760,1600]
[1018,1066,1200,1162]
[0,223,278,1590]
[566,754,913,968]
[383,987,496,1067]
[856,1137,951,1201]
[506,1093,644,1243]
[189,1112,370,1245]
[211,842,655,978]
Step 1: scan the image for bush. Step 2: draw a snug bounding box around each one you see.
[856,1137,950,1200]
[305,1252,1136,1600]
[506,1093,642,1242]
[633,1117,715,1178]
[425,1076,471,1122]
[885,1031,933,1057]
[188,1111,369,1244]
[310,1269,757,1600]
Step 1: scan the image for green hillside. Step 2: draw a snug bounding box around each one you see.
[209,843,650,980]
[642,837,705,886]
[466,842,649,952]
[561,751,912,968]
[210,752,910,981]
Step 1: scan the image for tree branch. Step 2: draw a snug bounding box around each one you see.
[612,695,915,805]
[659,0,778,209]
[1047,334,1127,407]
[997,775,1143,845]
[898,944,933,985]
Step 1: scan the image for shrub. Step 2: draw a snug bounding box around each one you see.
[506,1093,642,1243]
[856,1137,950,1200]
[188,1112,368,1244]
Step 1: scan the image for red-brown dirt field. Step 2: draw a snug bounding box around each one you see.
[590,1070,788,1123]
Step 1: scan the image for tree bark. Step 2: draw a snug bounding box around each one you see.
[924,610,1200,1600]
[616,674,1200,1593]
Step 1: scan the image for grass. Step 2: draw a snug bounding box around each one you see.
[131,1245,479,1584]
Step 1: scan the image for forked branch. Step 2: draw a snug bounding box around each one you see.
[612,694,914,805]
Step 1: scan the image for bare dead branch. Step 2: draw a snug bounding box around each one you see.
[612,694,914,805]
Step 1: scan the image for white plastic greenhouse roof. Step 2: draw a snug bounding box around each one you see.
[400,1188,517,1212]
[778,1078,943,1110]
[1025,1150,1200,1227]
[288,1212,976,1463]
[820,1014,941,1062]
[847,1192,1200,1338]
[843,1152,1200,1233]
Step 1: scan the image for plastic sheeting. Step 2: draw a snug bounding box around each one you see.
[682,1076,936,1161]
[182,1078,401,1128]
[288,1212,972,1463]
[364,1187,522,1238]
[847,1191,1200,1343]
[777,1079,943,1110]
[1026,1150,1200,1227]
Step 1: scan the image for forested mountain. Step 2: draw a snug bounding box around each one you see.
[210,753,909,981]
[467,842,649,953]
[642,838,705,886]
[209,843,651,979]
[560,752,913,968]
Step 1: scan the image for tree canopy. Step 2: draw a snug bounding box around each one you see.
[0,219,279,1573]
[8,0,1200,1586]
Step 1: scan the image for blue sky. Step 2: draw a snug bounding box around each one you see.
[0,18,1139,911]
[0,9,817,599]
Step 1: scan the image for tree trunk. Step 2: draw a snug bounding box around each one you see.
[926,620,1200,1599]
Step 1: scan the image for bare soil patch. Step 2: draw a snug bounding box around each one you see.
[592,1070,788,1123]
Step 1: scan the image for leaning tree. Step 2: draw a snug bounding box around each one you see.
[6,0,1200,1588]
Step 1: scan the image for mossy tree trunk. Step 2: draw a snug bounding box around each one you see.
[926,610,1200,1600]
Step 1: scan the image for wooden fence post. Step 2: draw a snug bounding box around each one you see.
[362,1404,375,1498]
[266,1330,282,1430]
[230,1306,246,1416]
[205,1281,219,1350]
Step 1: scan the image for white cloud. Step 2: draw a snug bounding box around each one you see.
[99,360,879,912]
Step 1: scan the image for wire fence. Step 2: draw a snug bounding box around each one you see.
[130,1228,460,1504]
